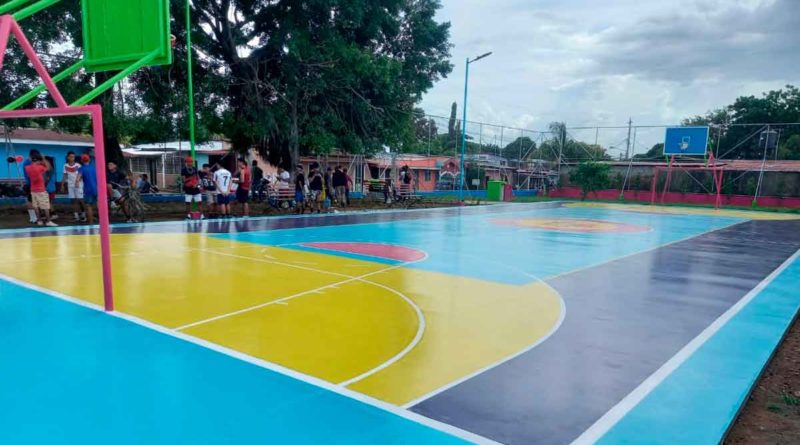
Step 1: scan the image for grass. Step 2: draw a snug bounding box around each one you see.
[781,391,800,406]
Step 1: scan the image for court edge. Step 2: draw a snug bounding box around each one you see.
[0,272,500,445]
[571,247,800,445]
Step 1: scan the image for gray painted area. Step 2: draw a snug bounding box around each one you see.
[412,220,800,445]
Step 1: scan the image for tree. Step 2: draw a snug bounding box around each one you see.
[633,143,664,160]
[447,102,458,139]
[686,85,800,160]
[2,0,454,169]
[569,161,611,200]
[502,137,536,160]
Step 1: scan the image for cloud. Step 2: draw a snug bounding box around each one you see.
[420,0,799,153]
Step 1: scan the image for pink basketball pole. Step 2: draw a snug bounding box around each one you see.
[0,14,114,311]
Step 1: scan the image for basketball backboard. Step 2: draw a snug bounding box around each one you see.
[81,0,172,73]
[663,127,709,156]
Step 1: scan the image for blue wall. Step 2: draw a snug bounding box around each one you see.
[2,142,93,182]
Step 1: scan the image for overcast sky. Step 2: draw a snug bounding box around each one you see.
[420,0,800,154]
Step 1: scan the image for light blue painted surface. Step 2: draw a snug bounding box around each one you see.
[596,253,800,444]
[215,207,744,285]
[0,279,468,445]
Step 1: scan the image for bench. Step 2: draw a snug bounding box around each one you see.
[0,178,24,198]
[267,185,296,210]
[393,184,423,209]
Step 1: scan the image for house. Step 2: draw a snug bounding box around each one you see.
[123,140,230,189]
[367,153,452,191]
[1,128,94,183]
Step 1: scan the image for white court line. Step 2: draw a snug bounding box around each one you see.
[0,272,496,445]
[177,247,429,392]
[571,247,800,445]
[403,219,751,408]
[401,255,567,408]
[0,200,556,236]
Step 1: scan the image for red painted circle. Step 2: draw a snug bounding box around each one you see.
[300,242,426,262]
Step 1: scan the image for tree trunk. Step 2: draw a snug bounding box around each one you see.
[95,72,125,169]
[289,104,299,170]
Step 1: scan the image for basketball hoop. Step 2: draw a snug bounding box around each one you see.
[170,34,177,48]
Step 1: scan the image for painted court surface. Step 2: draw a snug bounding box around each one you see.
[1,202,799,444]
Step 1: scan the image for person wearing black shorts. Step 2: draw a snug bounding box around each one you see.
[233,158,251,217]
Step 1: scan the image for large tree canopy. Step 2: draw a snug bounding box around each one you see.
[1,0,452,168]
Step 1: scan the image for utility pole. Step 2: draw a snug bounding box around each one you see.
[625,118,632,159]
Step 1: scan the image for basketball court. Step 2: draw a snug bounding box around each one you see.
[2,202,799,444]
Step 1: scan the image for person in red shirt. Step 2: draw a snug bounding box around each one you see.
[233,158,251,217]
[24,153,58,227]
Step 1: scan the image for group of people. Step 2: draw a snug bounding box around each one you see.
[21,151,409,225]
[292,163,353,214]
[22,150,98,227]
[179,159,356,219]
[180,157,253,219]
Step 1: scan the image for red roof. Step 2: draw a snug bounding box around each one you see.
[4,128,93,144]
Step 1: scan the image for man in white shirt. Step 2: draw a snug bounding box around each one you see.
[213,164,233,218]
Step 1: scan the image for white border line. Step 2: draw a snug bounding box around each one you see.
[402,255,567,408]
[0,272,497,445]
[175,247,429,390]
[571,246,800,445]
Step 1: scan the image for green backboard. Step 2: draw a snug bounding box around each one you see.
[81,0,172,73]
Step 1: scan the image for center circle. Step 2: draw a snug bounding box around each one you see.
[492,217,651,233]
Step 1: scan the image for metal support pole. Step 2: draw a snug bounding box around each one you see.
[459,57,469,202]
[753,125,771,206]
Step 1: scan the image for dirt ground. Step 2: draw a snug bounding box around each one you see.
[0,197,463,229]
[726,316,800,444]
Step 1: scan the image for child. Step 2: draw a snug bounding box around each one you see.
[199,164,217,217]
[62,151,86,222]
[213,164,233,218]
[76,154,97,225]
[25,153,57,226]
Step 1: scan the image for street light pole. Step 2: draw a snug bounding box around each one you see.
[459,52,492,203]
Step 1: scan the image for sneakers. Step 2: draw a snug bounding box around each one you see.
[36,220,43,226]
[45,221,58,227]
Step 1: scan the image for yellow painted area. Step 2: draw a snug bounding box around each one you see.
[349,271,562,405]
[566,202,800,220]
[0,233,562,406]
[183,280,420,383]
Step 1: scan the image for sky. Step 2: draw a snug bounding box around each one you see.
[419,0,800,155]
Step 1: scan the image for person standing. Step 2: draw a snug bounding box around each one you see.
[181,157,202,219]
[308,164,324,214]
[233,158,251,217]
[76,154,97,225]
[345,170,353,206]
[22,150,40,224]
[324,166,334,206]
[200,164,217,217]
[251,160,264,202]
[25,152,57,227]
[332,165,348,207]
[62,151,86,222]
[213,164,233,218]
[294,165,306,214]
